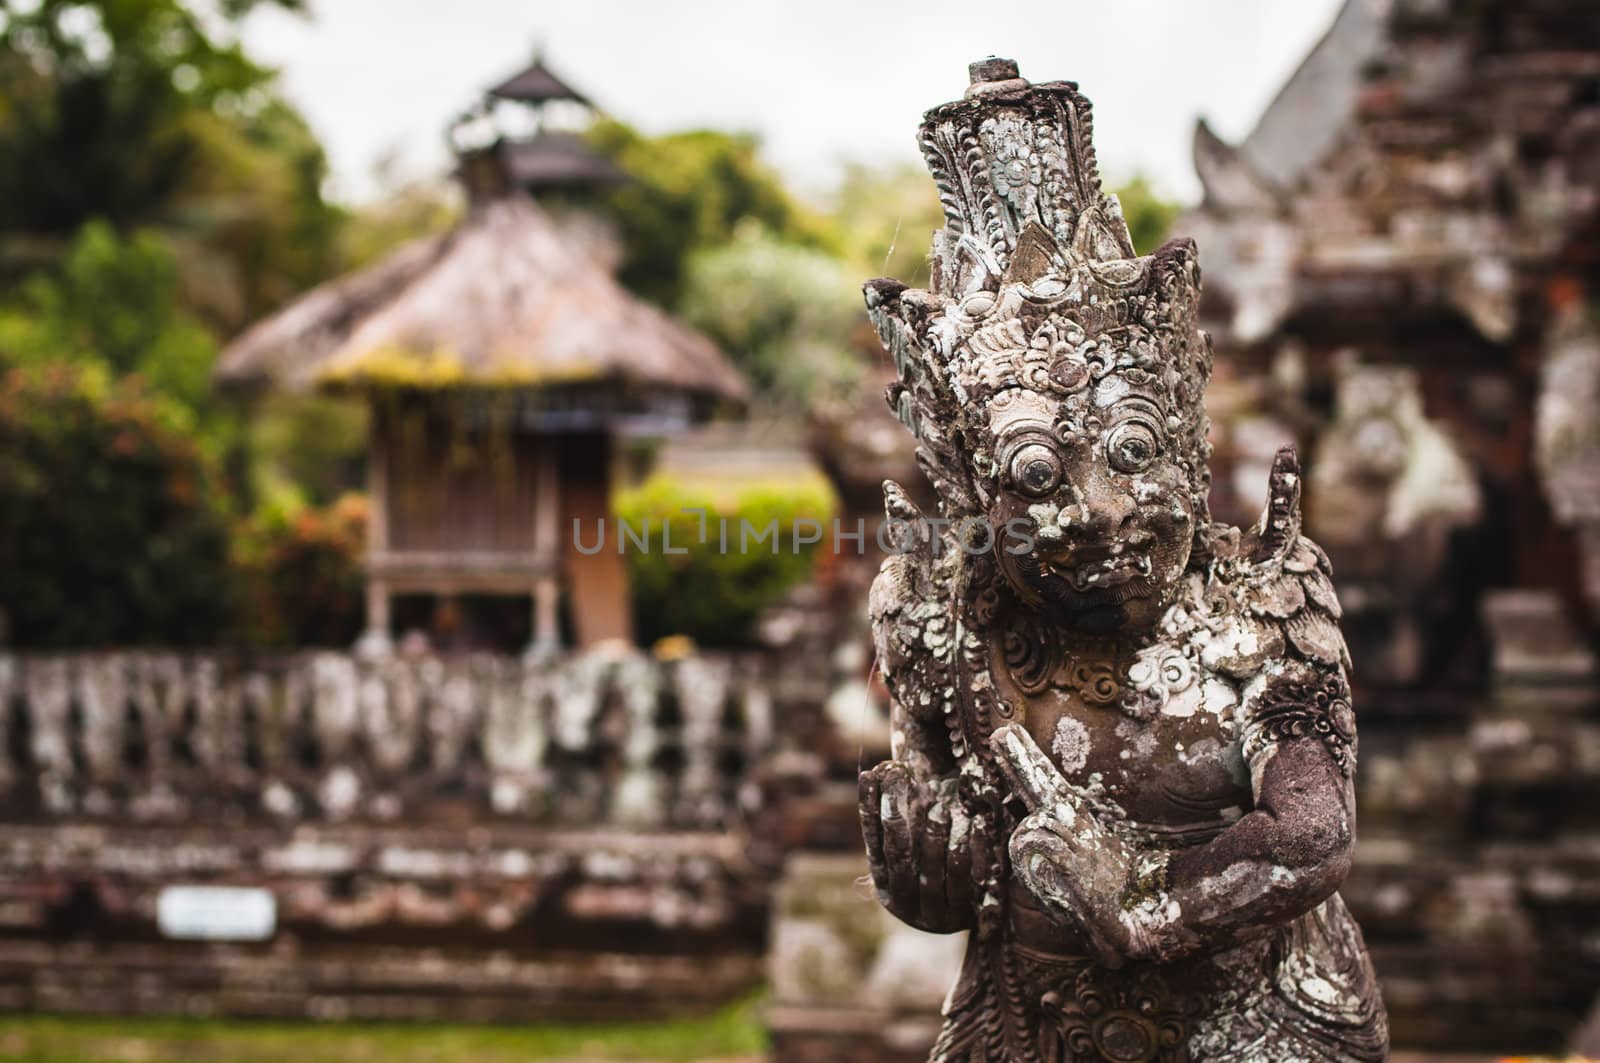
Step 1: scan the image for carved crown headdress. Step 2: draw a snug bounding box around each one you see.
[866,59,1212,524]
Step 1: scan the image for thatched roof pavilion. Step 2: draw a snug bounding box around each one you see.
[217,89,745,654]
[215,196,743,408]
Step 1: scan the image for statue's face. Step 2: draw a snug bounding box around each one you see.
[982,359,1194,636]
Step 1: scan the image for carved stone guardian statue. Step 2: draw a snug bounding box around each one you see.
[859,59,1388,1061]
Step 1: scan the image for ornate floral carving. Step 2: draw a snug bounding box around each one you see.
[1039,966,1194,1063]
[1243,671,1358,778]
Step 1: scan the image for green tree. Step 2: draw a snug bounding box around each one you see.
[0,0,340,332]
[583,119,834,308]
[679,223,861,411]
[1113,175,1180,255]
[828,162,945,287]
[0,364,236,647]
[0,220,217,413]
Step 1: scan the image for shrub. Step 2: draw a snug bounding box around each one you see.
[615,471,837,647]
[0,364,236,647]
[236,493,367,648]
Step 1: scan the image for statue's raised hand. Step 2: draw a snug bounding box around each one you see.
[990,723,1151,965]
[858,760,976,934]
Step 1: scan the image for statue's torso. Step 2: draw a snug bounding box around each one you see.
[991,609,1252,960]
[938,566,1385,1061]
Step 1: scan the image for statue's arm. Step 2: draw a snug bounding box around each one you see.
[858,551,978,934]
[995,660,1357,964]
[1155,664,1357,948]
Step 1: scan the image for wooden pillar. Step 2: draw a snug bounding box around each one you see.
[358,400,393,656]
[563,432,633,648]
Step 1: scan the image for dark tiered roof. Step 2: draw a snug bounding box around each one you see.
[488,57,590,105]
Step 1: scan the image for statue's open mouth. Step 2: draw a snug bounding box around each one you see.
[1043,552,1151,592]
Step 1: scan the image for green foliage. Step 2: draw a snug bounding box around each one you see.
[617,471,837,647]
[1114,175,1180,255]
[679,222,862,411]
[236,492,367,647]
[583,119,834,307]
[165,95,346,329]
[0,0,260,239]
[0,220,217,412]
[828,161,946,287]
[337,178,462,273]
[0,0,340,332]
[0,364,236,647]
[246,393,368,510]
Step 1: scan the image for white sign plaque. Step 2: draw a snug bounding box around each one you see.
[156,885,277,942]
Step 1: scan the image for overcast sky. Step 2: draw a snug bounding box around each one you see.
[242,0,1345,207]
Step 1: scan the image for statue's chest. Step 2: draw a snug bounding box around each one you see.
[989,626,1252,835]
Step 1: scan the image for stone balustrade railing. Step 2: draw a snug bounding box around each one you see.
[0,649,779,830]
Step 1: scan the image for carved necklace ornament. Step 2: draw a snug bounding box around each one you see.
[999,613,1125,707]
[859,58,1387,1061]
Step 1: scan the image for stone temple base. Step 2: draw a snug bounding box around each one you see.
[767,852,963,1063]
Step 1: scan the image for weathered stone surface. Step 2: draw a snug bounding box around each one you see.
[0,647,799,1021]
[1177,0,1600,1049]
[857,59,1386,1061]
[767,853,964,1063]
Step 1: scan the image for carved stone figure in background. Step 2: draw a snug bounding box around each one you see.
[1308,359,1481,686]
[859,60,1388,1061]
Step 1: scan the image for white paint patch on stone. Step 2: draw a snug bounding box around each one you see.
[1051,716,1091,773]
[1202,676,1239,717]
[1161,679,1202,718]
[1028,502,1063,540]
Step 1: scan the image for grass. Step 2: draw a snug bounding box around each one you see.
[0,996,767,1063]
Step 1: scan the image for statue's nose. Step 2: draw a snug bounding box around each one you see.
[1071,474,1138,543]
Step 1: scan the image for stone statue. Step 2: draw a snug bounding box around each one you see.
[858,60,1388,1061]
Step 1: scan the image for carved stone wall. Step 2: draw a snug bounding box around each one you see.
[766,853,964,1063]
[0,648,796,1021]
[1182,0,1600,1049]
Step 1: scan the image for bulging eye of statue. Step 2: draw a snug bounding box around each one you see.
[1008,441,1062,497]
[1106,420,1160,474]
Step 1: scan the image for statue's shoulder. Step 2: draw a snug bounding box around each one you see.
[869,481,955,715]
[1192,448,1350,681]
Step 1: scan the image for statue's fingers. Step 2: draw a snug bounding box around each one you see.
[878,764,923,914]
[990,723,1076,818]
[940,797,973,914]
[1009,812,1130,969]
[964,805,994,911]
[858,766,889,890]
[918,794,953,925]
[1009,811,1080,922]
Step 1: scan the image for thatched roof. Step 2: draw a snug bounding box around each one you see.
[214,196,746,403]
